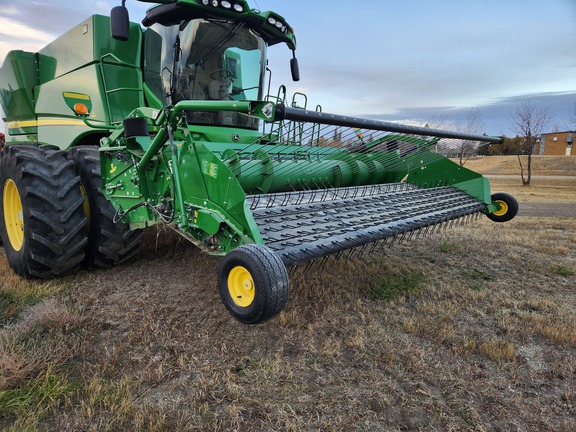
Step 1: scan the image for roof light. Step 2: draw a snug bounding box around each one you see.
[221,1,231,8]
[268,17,276,25]
[275,21,283,29]
[202,0,209,5]
[211,0,218,6]
[233,3,243,12]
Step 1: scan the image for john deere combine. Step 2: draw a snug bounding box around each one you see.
[0,0,518,323]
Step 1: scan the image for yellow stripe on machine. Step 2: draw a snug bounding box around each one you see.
[62,92,91,100]
[7,118,87,129]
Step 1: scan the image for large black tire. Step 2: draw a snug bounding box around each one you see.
[218,244,289,324]
[486,192,519,223]
[68,146,143,268]
[0,144,87,278]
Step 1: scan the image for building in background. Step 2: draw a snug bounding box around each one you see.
[536,131,575,156]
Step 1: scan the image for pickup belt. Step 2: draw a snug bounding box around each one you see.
[247,183,485,266]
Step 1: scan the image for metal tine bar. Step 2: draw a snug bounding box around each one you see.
[250,195,260,211]
[258,128,464,184]
[358,243,370,257]
[369,239,381,254]
[346,247,357,260]
[266,193,277,208]
[281,192,291,207]
[235,123,450,187]
[303,259,316,275]
[317,255,331,271]
[377,237,391,252]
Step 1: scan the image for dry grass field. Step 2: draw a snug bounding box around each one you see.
[1,156,575,431]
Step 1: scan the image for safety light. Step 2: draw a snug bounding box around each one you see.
[74,103,89,116]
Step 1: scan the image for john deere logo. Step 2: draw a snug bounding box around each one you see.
[110,163,117,174]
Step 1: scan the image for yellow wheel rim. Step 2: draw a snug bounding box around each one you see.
[492,199,508,217]
[228,266,255,307]
[3,179,24,251]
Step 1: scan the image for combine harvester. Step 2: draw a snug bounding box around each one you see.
[0,0,518,323]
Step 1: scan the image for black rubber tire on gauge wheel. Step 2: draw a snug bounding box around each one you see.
[68,146,143,268]
[486,192,519,223]
[0,144,87,278]
[218,244,289,324]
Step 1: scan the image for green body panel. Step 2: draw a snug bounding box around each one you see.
[0,51,40,136]
[1,15,142,146]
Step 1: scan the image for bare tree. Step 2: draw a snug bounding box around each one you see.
[509,101,553,186]
[455,107,484,166]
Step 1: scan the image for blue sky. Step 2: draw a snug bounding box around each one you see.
[1,0,575,135]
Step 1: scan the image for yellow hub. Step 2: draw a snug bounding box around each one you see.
[3,179,24,251]
[228,266,255,307]
[492,199,508,217]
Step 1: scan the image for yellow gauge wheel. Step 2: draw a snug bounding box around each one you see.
[3,179,24,251]
[228,265,256,307]
[492,199,509,217]
[219,244,289,324]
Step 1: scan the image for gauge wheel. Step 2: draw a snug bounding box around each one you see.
[218,244,289,324]
[68,146,143,267]
[0,144,87,278]
[486,192,519,223]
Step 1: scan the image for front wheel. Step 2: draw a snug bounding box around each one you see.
[0,145,87,278]
[486,192,519,223]
[218,244,289,324]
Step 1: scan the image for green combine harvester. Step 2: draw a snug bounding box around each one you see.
[0,0,518,323]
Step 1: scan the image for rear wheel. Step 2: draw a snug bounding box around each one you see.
[68,146,143,268]
[487,192,519,223]
[0,144,87,278]
[218,244,289,324]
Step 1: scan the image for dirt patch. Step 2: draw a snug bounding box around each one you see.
[518,202,575,218]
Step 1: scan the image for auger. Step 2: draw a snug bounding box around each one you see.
[0,0,518,323]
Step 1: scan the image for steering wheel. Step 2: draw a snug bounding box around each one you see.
[210,69,233,80]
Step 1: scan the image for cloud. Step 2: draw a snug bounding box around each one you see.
[363,92,576,136]
[0,17,54,44]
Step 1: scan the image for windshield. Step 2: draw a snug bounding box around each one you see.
[144,20,267,130]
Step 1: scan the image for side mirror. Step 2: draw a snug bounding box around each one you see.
[290,56,300,82]
[111,5,130,41]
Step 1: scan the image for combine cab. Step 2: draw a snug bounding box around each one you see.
[0,0,518,323]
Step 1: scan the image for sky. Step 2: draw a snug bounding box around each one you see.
[0,0,575,136]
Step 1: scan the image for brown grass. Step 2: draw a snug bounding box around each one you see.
[463,155,576,176]
[1,161,575,431]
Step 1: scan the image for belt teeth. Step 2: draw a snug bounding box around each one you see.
[248,183,485,266]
